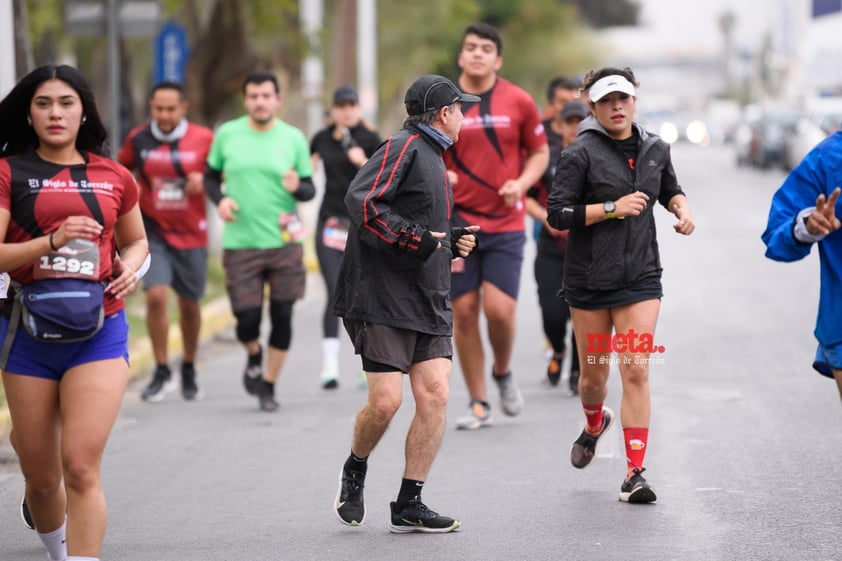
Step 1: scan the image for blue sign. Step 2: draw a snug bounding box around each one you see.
[154,21,188,84]
[813,0,842,17]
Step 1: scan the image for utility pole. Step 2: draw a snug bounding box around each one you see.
[300,0,325,138]
[0,0,15,97]
[357,0,378,125]
[107,0,121,156]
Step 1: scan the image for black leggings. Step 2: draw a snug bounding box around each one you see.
[534,248,579,370]
[315,216,344,339]
[234,300,294,350]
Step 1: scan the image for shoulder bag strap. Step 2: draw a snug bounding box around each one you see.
[0,282,23,369]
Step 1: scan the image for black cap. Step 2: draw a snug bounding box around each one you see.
[404,74,481,116]
[333,85,359,105]
[561,100,590,121]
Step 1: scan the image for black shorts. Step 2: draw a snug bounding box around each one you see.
[342,319,452,374]
[563,275,663,310]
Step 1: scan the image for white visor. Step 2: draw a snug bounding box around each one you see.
[588,75,636,102]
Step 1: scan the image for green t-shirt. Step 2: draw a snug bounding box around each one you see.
[207,116,313,249]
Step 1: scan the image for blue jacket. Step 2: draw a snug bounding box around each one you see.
[761,131,842,349]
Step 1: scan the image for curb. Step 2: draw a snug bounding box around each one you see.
[0,240,318,441]
[0,296,234,442]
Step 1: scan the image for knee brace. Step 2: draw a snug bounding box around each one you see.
[268,300,293,350]
[234,307,262,343]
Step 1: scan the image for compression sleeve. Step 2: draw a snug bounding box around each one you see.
[204,166,224,206]
[294,177,316,202]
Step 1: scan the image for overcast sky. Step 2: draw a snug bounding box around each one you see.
[623,0,776,55]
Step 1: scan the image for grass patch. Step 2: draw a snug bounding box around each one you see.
[123,257,227,339]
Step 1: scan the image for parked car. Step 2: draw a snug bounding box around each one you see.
[735,107,797,169]
[781,101,842,170]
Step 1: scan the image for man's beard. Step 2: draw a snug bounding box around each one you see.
[252,112,273,125]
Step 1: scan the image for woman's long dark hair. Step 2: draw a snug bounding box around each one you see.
[0,64,109,157]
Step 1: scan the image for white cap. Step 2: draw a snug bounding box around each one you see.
[588,75,636,102]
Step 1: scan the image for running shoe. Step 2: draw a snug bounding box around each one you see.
[257,380,279,412]
[181,363,202,401]
[21,490,34,530]
[321,366,339,390]
[570,406,614,469]
[334,468,366,526]
[619,467,657,503]
[493,372,523,416]
[141,365,174,402]
[546,357,562,386]
[455,400,492,430]
[389,497,461,533]
[243,346,263,396]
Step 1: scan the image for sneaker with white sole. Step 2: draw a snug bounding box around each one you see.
[141,365,176,402]
[570,406,614,469]
[493,372,523,416]
[389,497,461,533]
[243,346,263,396]
[455,400,492,430]
[619,467,657,503]
[334,468,366,526]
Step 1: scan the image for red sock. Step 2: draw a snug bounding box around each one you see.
[582,402,604,433]
[624,427,649,474]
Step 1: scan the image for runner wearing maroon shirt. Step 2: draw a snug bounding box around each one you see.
[527,95,588,394]
[0,64,148,561]
[444,23,549,430]
[119,81,214,402]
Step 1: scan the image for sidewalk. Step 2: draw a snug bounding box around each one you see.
[0,296,235,442]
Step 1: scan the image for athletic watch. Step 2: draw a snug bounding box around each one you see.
[604,200,617,219]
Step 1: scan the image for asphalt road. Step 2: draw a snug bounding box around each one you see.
[1,143,840,561]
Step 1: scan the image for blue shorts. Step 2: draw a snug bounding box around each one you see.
[450,230,525,300]
[813,341,842,379]
[0,310,129,381]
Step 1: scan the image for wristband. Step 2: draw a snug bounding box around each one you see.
[134,253,152,280]
[48,232,58,251]
[793,207,826,244]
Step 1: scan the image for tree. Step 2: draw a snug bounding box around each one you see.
[14,0,610,135]
[13,0,34,76]
[169,0,303,127]
[570,0,641,29]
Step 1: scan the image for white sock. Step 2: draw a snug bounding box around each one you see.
[67,557,99,561]
[321,337,340,372]
[38,519,67,561]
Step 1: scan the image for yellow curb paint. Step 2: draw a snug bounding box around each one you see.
[0,297,235,441]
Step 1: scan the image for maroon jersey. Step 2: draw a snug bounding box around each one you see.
[118,122,213,249]
[0,149,139,316]
[443,77,547,233]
